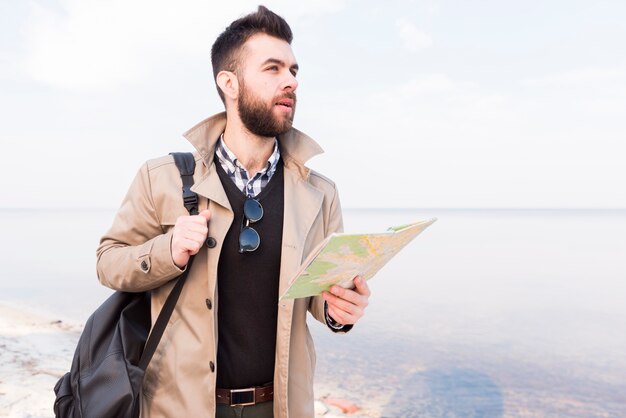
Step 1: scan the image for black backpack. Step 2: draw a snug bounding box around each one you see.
[53,152,198,418]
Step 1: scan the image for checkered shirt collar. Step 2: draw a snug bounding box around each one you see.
[215,134,281,197]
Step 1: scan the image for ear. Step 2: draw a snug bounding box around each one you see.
[216,70,239,101]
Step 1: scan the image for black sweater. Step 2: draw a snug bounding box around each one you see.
[215,160,284,389]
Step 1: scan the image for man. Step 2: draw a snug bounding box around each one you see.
[96,6,370,418]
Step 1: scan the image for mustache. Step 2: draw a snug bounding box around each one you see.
[276,92,296,102]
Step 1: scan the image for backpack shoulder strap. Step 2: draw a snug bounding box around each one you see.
[170,152,198,215]
[138,152,199,371]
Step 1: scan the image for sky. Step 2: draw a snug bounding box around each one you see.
[1,0,625,209]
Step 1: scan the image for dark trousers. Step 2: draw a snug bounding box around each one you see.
[215,401,273,418]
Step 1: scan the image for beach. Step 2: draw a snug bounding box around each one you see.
[0,304,80,418]
[1,208,626,417]
[0,303,378,418]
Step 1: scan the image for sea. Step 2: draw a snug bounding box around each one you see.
[1,208,625,417]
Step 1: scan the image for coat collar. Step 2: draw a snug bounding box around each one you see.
[182,112,325,180]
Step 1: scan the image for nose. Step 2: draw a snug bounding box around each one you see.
[282,72,298,92]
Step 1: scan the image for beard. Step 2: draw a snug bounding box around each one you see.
[237,80,296,138]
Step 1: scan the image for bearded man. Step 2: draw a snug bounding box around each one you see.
[96,5,370,418]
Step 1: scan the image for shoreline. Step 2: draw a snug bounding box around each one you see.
[0,303,377,418]
[0,303,81,418]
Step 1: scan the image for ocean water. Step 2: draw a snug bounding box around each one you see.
[311,209,626,417]
[1,208,625,417]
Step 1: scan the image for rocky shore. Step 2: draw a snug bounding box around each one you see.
[0,303,377,418]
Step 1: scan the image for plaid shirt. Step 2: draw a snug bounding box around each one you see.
[215,135,280,197]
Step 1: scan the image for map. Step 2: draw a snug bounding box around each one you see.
[279,218,436,300]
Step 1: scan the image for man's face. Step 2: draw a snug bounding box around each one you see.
[236,34,299,138]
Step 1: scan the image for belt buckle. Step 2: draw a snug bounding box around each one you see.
[230,388,255,407]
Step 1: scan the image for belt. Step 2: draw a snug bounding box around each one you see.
[216,385,274,407]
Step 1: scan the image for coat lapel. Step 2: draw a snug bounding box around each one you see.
[279,166,324,297]
[274,164,324,416]
[191,164,231,212]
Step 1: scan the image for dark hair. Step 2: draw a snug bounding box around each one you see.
[211,5,293,103]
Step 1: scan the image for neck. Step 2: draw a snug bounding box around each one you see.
[222,112,276,177]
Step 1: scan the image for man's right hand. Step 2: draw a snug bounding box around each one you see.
[171,209,211,268]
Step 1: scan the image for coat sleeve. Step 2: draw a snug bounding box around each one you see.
[307,184,353,333]
[96,162,185,292]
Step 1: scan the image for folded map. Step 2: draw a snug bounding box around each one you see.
[279,218,436,300]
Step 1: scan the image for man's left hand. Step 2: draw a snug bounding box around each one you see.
[322,276,370,325]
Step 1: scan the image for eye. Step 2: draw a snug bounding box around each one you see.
[290,69,298,77]
[266,65,279,71]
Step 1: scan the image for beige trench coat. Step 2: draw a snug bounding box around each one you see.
[96,112,345,417]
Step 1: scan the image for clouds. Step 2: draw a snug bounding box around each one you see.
[20,0,231,91]
[307,63,625,208]
[395,18,433,52]
[522,64,626,86]
[1,1,626,208]
[18,0,351,92]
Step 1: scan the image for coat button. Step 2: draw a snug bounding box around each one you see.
[205,298,212,310]
[205,237,217,248]
[140,260,149,272]
[209,361,215,372]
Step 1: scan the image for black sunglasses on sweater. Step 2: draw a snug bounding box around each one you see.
[239,197,263,253]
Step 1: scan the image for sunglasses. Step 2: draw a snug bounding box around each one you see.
[239,197,263,253]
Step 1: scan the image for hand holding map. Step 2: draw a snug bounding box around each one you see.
[279,218,436,300]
